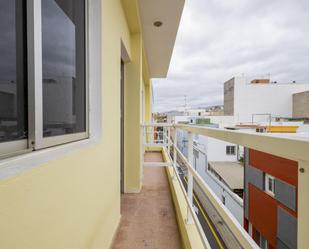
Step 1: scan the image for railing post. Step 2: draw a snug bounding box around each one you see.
[298,160,309,249]
[170,127,177,177]
[173,127,177,168]
[167,126,171,155]
[150,126,154,144]
[187,131,194,224]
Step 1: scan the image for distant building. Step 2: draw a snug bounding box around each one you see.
[224,77,309,122]
[293,91,309,118]
[244,149,297,249]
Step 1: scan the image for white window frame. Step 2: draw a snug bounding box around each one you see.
[0,0,90,160]
[259,235,268,249]
[0,0,101,179]
[248,222,253,237]
[28,0,89,150]
[265,174,275,196]
[0,1,33,159]
[256,230,268,249]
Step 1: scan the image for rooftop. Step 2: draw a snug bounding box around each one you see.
[208,161,244,190]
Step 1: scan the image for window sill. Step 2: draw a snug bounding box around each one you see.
[265,190,275,198]
[0,138,98,181]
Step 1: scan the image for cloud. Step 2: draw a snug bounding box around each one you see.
[153,0,309,112]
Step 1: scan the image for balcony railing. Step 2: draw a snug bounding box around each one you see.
[141,122,309,249]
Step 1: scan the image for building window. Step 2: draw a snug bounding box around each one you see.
[226,145,236,155]
[0,0,28,156]
[248,222,253,237]
[42,0,86,138]
[256,230,268,249]
[0,0,88,158]
[222,195,226,205]
[265,174,275,196]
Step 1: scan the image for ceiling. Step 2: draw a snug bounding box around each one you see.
[138,0,185,78]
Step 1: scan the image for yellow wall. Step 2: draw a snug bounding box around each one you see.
[144,83,152,122]
[124,33,143,193]
[0,0,148,248]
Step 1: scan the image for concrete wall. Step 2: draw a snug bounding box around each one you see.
[293,91,309,118]
[233,77,309,123]
[224,78,235,116]
[193,149,244,224]
[207,137,238,162]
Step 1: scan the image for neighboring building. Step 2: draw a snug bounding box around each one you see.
[244,149,298,249]
[293,91,309,118]
[208,162,244,198]
[206,105,224,116]
[174,115,245,224]
[224,77,309,122]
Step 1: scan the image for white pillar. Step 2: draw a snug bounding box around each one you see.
[173,128,177,167]
[298,160,309,249]
[167,126,171,155]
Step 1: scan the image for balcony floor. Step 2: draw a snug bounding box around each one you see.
[112,167,182,249]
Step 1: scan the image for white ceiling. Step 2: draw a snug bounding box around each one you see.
[138,0,185,78]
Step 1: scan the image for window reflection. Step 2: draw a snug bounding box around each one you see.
[42,0,86,137]
[0,0,27,143]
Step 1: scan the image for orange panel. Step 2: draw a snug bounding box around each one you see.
[249,149,298,186]
[249,184,277,247]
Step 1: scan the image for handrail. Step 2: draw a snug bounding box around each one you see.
[141,123,308,249]
[173,143,258,249]
[176,124,309,162]
[169,152,212,249]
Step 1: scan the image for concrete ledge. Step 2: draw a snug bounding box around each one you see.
[161,143,205,249]
[165,166,205,249]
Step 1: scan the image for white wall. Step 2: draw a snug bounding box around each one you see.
[207,137,238,162]
[193,144,244,225]
[177,128,243,224]
[233,77,309,123]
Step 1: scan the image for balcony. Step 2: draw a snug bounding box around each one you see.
[112,166,182,249]
[112,123,309,249]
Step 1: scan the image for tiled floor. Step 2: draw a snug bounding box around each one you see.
[112,167,183,249]
[144,151,164,163]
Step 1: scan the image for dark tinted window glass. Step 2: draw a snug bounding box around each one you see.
[42,0,86,137]
[0,0,27,143]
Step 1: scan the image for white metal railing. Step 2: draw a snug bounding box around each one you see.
[141,122,309,249]
[141,123,172,167]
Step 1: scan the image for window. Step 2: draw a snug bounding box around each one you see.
[265,174,275,196]
[256,230,268,249]
[248,222,253,237]
[42,0,86,138]
[0,0,88,158]
[222,195,226,205]
[226,145,236,155]
[0,0,28,156]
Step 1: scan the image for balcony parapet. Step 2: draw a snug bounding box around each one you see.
[141,123,309,249]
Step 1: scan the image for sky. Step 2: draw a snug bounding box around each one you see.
[153,0,309,113]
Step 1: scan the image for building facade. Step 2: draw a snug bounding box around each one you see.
[224,77,309,122]
[244,149,298,249]
[293,91,309,119]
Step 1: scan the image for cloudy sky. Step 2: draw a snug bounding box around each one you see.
[153,0,309,112]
